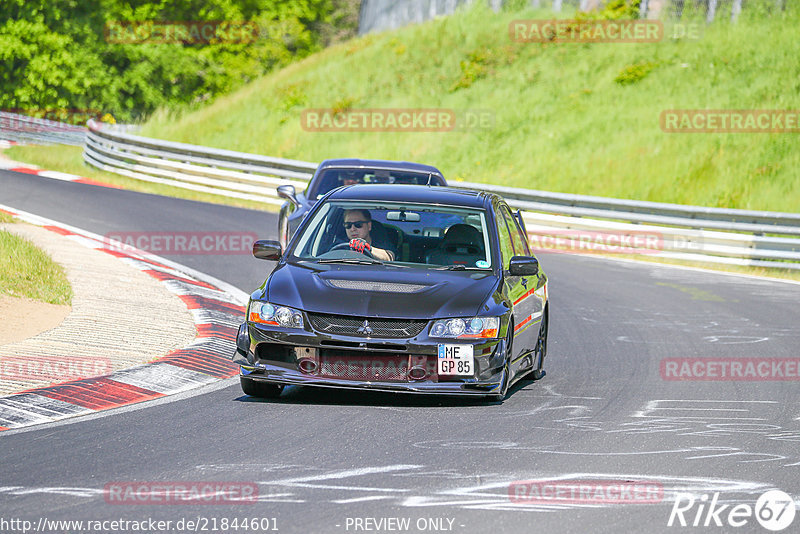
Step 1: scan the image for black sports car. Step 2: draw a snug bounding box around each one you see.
[233,184,548,400]
[276,158,446,249]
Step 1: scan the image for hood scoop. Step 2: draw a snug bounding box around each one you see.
[325,279,428,293]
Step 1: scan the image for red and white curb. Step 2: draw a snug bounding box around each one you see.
[0,205,248,431]
[0,159,118,188]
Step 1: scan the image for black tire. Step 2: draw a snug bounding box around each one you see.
[240,376,284,398]
[488,322,513,402]
[488,361,510,402]
[529,308,548,381]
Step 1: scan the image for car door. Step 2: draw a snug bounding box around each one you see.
[498,204,539,375]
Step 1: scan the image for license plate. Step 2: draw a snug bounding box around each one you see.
[437,344,474,376]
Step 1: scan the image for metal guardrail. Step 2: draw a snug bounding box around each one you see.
[358,0,752,36]
[84,119,314,206]
[0,112,87,146]
[80,119,800,270]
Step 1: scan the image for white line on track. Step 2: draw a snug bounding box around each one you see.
[267,464,423,484]
[332,496,393,504]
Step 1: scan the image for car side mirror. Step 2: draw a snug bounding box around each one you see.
[253,240,282,261]
[277,185,300,208]
[508,256,538,276]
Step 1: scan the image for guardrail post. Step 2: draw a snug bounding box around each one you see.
[707,0,718,22]
[731,0,742,21]
[639,0,650,18]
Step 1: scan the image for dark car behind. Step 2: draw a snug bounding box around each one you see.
[277,158,446,248]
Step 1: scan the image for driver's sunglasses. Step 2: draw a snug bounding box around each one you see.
[343,221,367,229]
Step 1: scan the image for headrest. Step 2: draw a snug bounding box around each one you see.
[442,224,483,248]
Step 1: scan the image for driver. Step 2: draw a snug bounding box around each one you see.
[343,209,396,261]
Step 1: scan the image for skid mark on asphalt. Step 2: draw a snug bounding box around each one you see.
[655,282,729,302]
[0,469,776,513]
[413,441,786,464]
[648,268,800,304]
[578,305,800,344]
[630,399,800,440]
[468,395,800,465]
[196,463,311,474]
[260,465,423,493]
[399,473,774,512]
[700,335,769,343]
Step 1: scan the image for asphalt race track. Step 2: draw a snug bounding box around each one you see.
[1,169,799,534]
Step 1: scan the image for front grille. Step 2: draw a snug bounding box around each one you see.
[308,313,427,339]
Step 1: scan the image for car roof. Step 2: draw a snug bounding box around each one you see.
[324,184,493,208]
[316,158,444,176]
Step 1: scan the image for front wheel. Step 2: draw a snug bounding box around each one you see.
[240,376,284,398]
[487,322,513,402]
[529,309,548,380]
[487,361,509,402]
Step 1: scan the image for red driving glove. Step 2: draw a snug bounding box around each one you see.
[349,238,371,253]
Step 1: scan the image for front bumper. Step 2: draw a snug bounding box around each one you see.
[239,364,505,396]
[233,321,507,397]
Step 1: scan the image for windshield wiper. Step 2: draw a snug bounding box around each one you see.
[433,265,490,271]
[317,258,384,265]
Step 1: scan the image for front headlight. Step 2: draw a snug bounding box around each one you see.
[430,317,499,339]
[248,301,305,329]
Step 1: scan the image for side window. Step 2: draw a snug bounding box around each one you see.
[501,206,529,256]
[495,208,515,269]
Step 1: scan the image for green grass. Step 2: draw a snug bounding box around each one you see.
[4,145,275,212]
[137,3,800,213]
[0,230,73,305]
[0,211,14,223]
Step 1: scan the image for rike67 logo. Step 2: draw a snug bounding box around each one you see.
[668,490,796,531]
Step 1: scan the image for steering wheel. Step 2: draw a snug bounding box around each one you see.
[330,242,376,259]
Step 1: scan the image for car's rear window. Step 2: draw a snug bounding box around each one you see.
[308,168,444,200]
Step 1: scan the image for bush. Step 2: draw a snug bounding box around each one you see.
[0,0,351,122]
[615,61,657,85]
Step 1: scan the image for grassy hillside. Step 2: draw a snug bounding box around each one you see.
[11,3,799,213]
[140,3,800,212]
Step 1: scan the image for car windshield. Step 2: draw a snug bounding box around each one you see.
[290,201,493,269]
[309,168,442,200]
